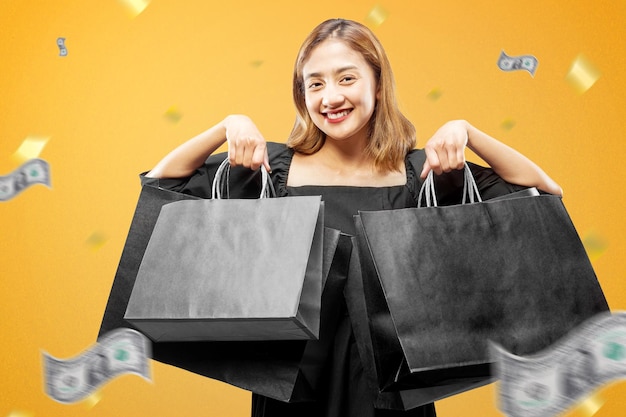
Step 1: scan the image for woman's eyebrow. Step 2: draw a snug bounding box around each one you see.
[304,65,360,80]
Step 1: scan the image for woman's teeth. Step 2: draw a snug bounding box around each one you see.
[327,110,350,120]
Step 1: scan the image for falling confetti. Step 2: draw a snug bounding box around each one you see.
[566,54,601,94]
[426,87,443,101]
[86,232,108,251]
[12,136,49,163]
[501,118,516,130]
[118,0,151,18]
[6,411,34,417]
[577,391,605,416]
[365,5,389,27]
[583,231,608,262]
[83,390,103,409]
[163,105,182,123]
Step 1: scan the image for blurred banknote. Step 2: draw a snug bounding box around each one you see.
[492,311,626,417]
[57,37,67,57]
[43,328,151,404]
[0,158,51,201]
[497,50,538,76]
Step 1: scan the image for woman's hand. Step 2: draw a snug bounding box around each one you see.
[146,114,270,179]
[420,119,562,195]
[420,120,469,178]
[224,115,271,172]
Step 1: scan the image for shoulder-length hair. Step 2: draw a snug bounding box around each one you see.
[287,18,416,172]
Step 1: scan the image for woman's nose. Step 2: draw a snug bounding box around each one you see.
[322,86,344,108]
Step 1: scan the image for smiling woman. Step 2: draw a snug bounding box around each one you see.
[144,17,562,417]
[304,47,378,135]
[289,19,415,175]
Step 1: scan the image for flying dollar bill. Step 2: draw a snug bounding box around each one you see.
[497,50,538,77]
[0,158,51,202]
[492,311,626,417]
[57,37,67,57]
[42,328,151,404]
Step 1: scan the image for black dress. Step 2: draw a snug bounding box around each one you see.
[146,142,523,417]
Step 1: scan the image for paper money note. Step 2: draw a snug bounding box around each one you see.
[0,158,51,202]
[43,328,151,404]
[497,50,538,76]
[57,37,67,57]
[492,311,626,417]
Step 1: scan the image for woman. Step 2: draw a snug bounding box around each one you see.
[145,18,561,417]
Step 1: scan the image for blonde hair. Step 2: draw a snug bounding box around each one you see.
[287,18,415,172]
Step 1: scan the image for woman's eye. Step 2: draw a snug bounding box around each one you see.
[341,76,356,83]
[308,82,322,89]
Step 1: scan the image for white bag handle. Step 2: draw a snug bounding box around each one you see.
[417,163,482,208]
[211,158,275,199]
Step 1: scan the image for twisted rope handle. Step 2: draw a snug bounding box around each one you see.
[418,163,482,208]
[211,158,275,199]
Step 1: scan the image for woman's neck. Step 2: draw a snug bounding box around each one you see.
[287,135,407,187]
[318,135,373,170]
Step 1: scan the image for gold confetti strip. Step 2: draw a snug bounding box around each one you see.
[365,5,389,27]
[565,54,601,94]
[6,411,35,417]
[582,231,608,262]
[577,391,605,416]
[12,136,49,163]
[163,105,182,123]
[250,60,264,68]
[83,390,103,409]
[118,0,151,18]
[500,118,516,130]
[86,232,108,251]
[426,87,443,101]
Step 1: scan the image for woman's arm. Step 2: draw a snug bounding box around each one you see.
[420,120,563,196]
[146,115,270,179]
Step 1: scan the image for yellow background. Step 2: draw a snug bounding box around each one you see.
[1,0,625,416]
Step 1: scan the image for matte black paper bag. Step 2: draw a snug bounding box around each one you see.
[100,168,353,402]
[124,161,324,341]
[99,184,201,335]
[344,236,492,411]
[100,161,270,335]
[141,230,353,403]
[354,165,609,395]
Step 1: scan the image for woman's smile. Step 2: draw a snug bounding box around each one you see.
[325,109,352,122]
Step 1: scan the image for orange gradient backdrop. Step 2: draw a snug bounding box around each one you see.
[1,1,625,416]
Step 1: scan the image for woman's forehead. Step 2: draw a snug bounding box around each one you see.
[302,39,369,77]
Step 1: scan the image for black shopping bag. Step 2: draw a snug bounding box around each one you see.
[354,165,609,395]
[100,171,353,402]
[144,229,352,402]
[344,236,493,411]
[124,160,324,341]
[99,184,201,335]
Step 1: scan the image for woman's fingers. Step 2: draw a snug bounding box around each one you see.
[228,136,270,172]
[224,115,269,171]
[424,120,469,175]
[446,141,466,171]
[250,143,269,172]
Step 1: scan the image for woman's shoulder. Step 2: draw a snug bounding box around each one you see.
[267,141,291,158]
[266,141,293,169]
[267,142,293,196]
[406,148,426,169]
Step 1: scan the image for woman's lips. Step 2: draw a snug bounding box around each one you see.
[325,109,352,123]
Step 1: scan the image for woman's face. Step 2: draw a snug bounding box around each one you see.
[301,39,378,144]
